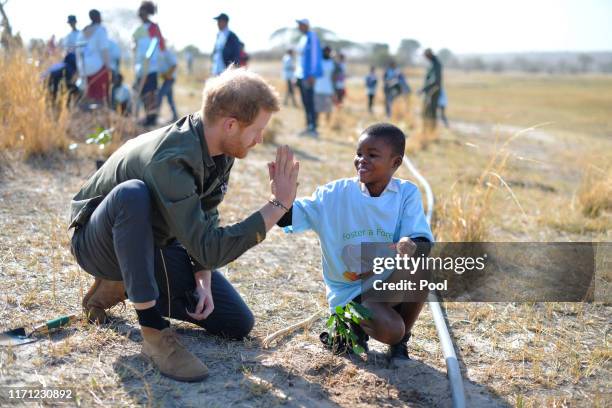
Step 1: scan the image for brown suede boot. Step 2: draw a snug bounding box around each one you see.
[82,278,127,324]
[141,327,209,382]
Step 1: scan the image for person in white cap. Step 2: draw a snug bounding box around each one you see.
[295,18,323,136]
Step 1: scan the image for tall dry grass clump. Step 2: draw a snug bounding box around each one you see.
[578,164,612,218]
[0,51,69,157]
[262,117,282,144]
[434,134,524,242]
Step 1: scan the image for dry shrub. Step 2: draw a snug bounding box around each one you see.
[67,109,146,157]
[434,134,524,241]
[578,165,612,218]
[391,94,413,124]
[0,51,69,157]
[263,117,282,144]
[406,128,438,153]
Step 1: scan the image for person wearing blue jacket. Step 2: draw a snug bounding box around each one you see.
[211,13,241,75]
[295,18,323,136]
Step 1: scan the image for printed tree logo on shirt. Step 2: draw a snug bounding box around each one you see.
[341,242,399,281]
[341,244,366,281]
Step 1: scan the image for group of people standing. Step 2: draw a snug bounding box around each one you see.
[50,1,179,126]
[366,49,448,130]
[281,22,448,134]
[281,19,347,137]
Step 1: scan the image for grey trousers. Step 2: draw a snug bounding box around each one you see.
[71,179,254,339]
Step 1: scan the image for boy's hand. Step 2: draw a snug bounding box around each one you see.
[267,145,299,209]
[396,237,417,256]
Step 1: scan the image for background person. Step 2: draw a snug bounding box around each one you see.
[333,52,347,106]
[211,13,241,76]
[294,18,322,136]
[185,49,194,74]
[314,46,335,128]
[365,66,377,114]
[133,0,165,126]
[420,48,443,132]
[107,38,122,82]
[111,73,132,115]
[157,47,179,122]
[78,9,110,105]
[438,87,449,128]
[383,60,402,118]
[282,49,297,107]
[238,42,250,67]
[61,15,79,90]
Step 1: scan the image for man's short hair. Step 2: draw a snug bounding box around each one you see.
[362,123,406,157]
[202,67,280,126]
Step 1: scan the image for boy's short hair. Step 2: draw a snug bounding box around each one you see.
[202,66,280,126]
[362,123,406,157]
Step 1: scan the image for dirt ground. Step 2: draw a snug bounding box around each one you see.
[0,65,610,407]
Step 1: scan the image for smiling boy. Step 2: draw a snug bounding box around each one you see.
[276,123,433,362]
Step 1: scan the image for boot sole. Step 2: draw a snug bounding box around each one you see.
[141,353,208,383]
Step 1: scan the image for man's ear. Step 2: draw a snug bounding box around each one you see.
[223,117,238,133]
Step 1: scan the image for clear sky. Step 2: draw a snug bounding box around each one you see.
[4,0,611,54]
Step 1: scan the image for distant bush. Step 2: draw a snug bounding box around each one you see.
[0,51,69,157]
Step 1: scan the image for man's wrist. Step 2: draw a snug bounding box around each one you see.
[269,198,290,212]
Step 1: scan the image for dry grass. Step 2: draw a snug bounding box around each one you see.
[0,51,70,157]
[262,117,281,144]
[433,131,525,242]
[0,59,610,407]
[578,163,612,218]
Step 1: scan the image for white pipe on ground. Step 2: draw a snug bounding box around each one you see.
[403,157,467,408]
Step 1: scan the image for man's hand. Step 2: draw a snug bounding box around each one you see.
[267,145,299,209]
[396,237,417,257]
[306,76,315,86]
[186,270,214,320]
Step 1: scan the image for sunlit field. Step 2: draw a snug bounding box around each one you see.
[0,54,610,407]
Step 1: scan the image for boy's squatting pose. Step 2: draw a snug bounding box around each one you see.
[275,123,434,362]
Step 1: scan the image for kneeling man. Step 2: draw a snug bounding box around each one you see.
[69,67,299,382]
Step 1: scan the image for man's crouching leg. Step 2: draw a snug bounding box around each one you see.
[71,180,208,382]
[153,243,255,340]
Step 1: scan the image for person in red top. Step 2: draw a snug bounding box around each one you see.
[238,42,249,67]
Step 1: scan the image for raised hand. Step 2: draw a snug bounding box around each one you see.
[267,145,299,208]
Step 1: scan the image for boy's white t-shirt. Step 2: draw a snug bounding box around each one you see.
[286,177,434,310]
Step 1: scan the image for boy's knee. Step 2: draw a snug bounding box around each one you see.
[369,311,405,345]
[378,324,405,346]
